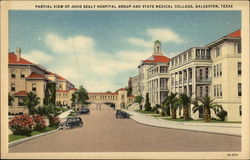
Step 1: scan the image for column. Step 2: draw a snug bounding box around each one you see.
[192,66,196,98]
[187,68,190,96]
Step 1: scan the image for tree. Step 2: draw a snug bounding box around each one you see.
[8,93,14,106]
[71,92,77,108]
[144,93,152,111]
[125,86,132,96]
[24,92,40,115]
[77,86,89,106]
[163,92,179,119]
[43,83,56,105]
[179,93,192,120]
[192,96,222,122]
[134,95,143,110]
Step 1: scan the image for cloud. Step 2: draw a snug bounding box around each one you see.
[23,50,54,64]
[147,28,183,43]
[45,33,94,54]
[126,38,152,48]
[127,28,184,47]
[43,33,153,92]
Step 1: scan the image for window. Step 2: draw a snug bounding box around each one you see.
[200,86,203,97]
[205,67,209,78]
[220,84,222,97]
[238,62,242,75]
[188,51,192,60]
[216,84,219,97]
[219,63,222,76]
[32,83,36,92]
[205,86,209,96]
[201,49,205,59]
[20,73,25,78]
[238,83,242,96]
[216,47,220,57]
[18,98,24,106]
[184,53,187,61]
[214,65,216,77]
[11,71,16,78]
[206,49,211,59]
[237,43,241,54]
[216,64,219,77]
[196,49,200,59]
[239,105,242,116]
[214,85,216,97]
[11,83,15,91]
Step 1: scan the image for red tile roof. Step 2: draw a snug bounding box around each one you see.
[88,92,118,95]
[56,90,69,93]
[143,55,170,63]
[26,72,46,79]
[227,29,241,38]
[13,91,28,96]
[118,88,127,91]
[48,72,66,80]
[9,53,33,65]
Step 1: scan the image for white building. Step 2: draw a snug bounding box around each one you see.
[131,29,241,121]
[132,40,170,106]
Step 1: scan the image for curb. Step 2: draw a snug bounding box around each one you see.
[125,110,241,137]
[129,115,241,137]
[9,128,59,148]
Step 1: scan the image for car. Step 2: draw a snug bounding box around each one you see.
[116,110,129,119]
[78,108,90,114]
[59,117,83,130]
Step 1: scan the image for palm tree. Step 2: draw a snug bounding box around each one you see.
[24,92,40,115]
[8,93,14,106]
[179,93,192,120]
[134,95,143,110]
[193,96,222,122]
[163,92,179,119]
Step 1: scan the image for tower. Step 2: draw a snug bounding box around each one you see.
[153,40,162,55]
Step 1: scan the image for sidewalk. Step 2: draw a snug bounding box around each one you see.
[125,109,241,136]
[58,109,72,119]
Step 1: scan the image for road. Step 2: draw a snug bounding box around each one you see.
[9,104,241,152]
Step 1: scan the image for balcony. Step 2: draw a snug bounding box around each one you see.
[183,79,187,84]
[196,77,211,84]
[188,78,192,83]
[160,86,168,90]
[175,81,178,85]
[179,80,182,85]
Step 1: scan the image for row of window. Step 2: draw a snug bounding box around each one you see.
[11,72,25,79]
[214,84,222,97]
[215,43,241,58]
[10,83,36,92]
[214,64,222,77]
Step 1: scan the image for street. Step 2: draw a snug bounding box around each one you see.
[9,104,241,152]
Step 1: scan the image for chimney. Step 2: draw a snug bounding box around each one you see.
[16,47,21,62]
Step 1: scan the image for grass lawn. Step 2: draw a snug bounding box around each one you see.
[163,117,241,123]
[135,110,155,114]
[9,126,58,142]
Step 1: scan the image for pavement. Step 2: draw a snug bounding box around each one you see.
[9,104,241,152]
[125,108,241,136]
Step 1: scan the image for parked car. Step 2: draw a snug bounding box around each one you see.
[78,108,90,115]
[116,110,129,119]
[59,117,83,130]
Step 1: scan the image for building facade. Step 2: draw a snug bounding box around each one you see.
[8,48,77,115]
[130,30,241,121]
[131,40,170,106]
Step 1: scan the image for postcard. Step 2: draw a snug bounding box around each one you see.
[1,0,249,159]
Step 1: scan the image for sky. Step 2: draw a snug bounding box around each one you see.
[9,11,241,92]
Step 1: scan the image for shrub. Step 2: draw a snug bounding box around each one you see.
[217,110,228,121]
[49,116,60,127]
[32,115,46,131]
[9,114,33,136]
